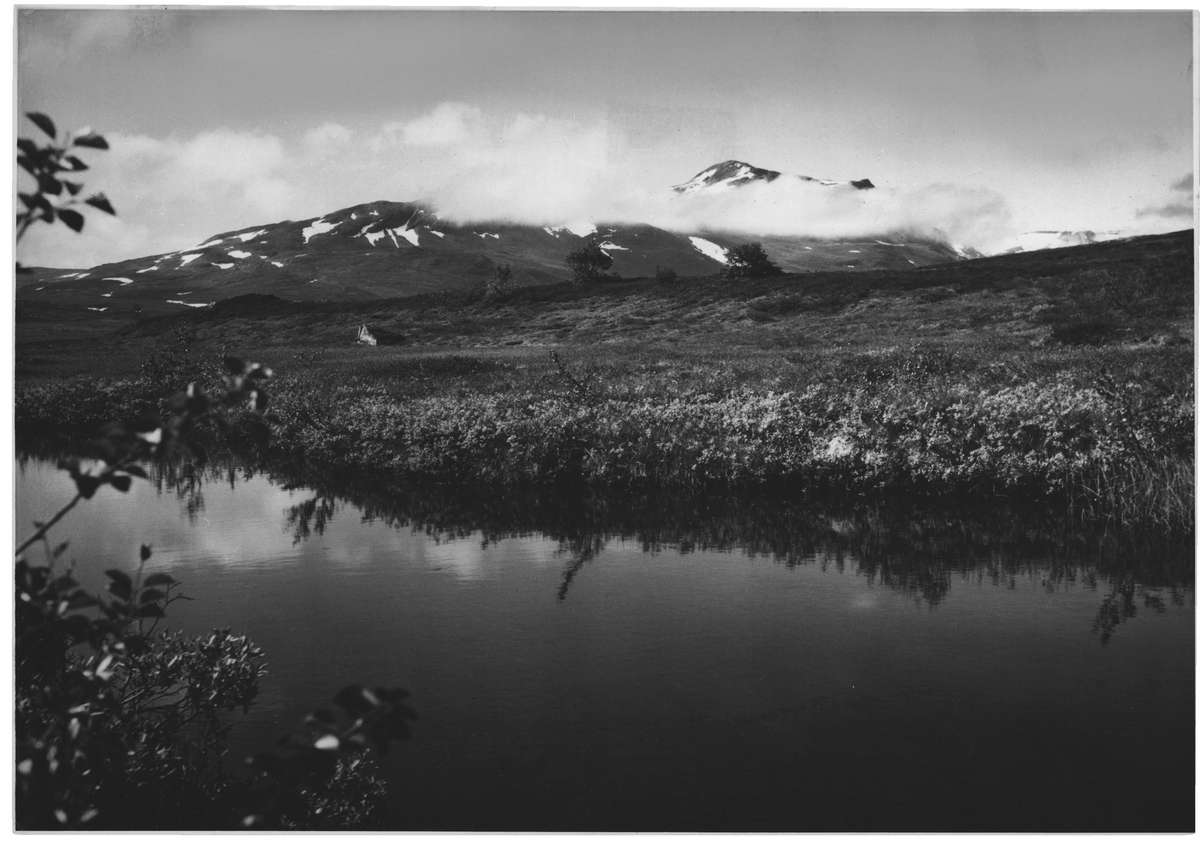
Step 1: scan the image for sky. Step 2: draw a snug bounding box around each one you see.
[14,8,1196,268]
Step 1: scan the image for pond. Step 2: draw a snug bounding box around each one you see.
[14,456,1195,831]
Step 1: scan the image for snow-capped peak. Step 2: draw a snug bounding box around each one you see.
[672,159,875,195]
[672,160,782,194]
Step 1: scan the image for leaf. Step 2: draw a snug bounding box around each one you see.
[62,614,94,639]
[16,138,38,157]
[221,388,251,407]
[63,180,83,196]
[73,133,109,150]
[254,390,270,413]
[65,593,99,612]
[51,541,70,559]
[59,209,85,233]
[108,473,131,492]
[142,573,176,588]
[104,569,133,599]
[313,734,340,751]
[26,112,56,139]
[85,193,115,215]
[64,156,89,172]
[37,175,62,196]
[223,356,247,375]
[75,474,101,499]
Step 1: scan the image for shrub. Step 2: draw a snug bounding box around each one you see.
[565,238,613,284]
[488,263,515,297]
[654,265,679,283]
[725,242,783,279]
[16,111,115,268]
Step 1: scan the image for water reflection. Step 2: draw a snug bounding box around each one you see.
[14,451,1194,830]
[85,454,1193,646]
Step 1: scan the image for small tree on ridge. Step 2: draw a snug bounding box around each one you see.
[565,238,613,284]
[725,242,782,279]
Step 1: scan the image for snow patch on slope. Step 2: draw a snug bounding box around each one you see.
[566,222,596,238]
[103,277,134,285]
[179,254,202,267]
[228,250,251,259]
[688,236,728,264]
[392,225,420,247]
[302,219,341,243]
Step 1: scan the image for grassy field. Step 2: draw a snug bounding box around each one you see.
[15,230,1195,529]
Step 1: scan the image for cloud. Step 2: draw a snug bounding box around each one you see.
[1135,172,1193,220]
[396,102,481,147]
[16,101,1016,267]
[1136,202,1193,220]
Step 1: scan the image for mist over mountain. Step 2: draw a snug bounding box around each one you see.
[425,156,1014,255]
[20,156,1144,320]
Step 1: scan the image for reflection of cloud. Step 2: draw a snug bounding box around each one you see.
[424,538,489,580]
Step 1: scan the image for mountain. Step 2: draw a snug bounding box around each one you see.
[672,159,875,194]
[17,162,963,319]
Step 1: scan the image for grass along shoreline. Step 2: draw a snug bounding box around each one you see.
[16,351,1194,532]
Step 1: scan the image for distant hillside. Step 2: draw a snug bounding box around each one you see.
[16,196,964,320]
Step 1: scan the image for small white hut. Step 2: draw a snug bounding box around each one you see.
[356,325,377,346]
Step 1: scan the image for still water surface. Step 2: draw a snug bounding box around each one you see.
[15,457,1194,831]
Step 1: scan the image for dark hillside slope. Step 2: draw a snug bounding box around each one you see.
[16,198,967,321]
[17,228,1183,375]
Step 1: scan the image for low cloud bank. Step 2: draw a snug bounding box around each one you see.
[19,103,1014,267]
